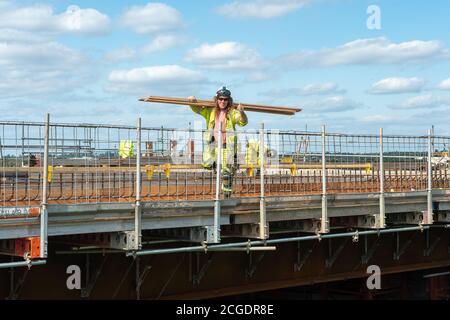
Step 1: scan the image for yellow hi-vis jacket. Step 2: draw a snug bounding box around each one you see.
[190,105,247,170]
[119,140,135,159]
[245,139,260,167]
[245,139,269,167]
[190,105,247,132]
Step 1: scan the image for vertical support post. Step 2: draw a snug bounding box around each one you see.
[135,118,142,250]
[379,128,386,228]
[321,125,329,233]
[21,123,25,167]
[213,122,222,243]
[259,123,267,239]
[40,113,50,258]
[188,122,194,164]
[427,129,434,225]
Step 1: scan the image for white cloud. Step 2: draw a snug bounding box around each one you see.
[104,48,137,63]
[104,34,185,63]
[106,65,207,95]
[437,78,450,90]
[57,5,111,35]
[0,28,50,43]
[303,96,361,113]
[216,0,313,19]
[108,65,203,84]
[0,29,90,97]
[185,42,265,70]
[280,37,449,68]
[122,3,183,34]
[0,5,55,31]
[0,97,130,122]
[390,94,450,110]
[360,115,398,123]
[261,82,345,97]
[0,41,81,69]
[368,77,425,94]
[245,71,275,83]
[0,4,106,99]
[0,0,14,10]
[142,34,183,54]
[0,4,110,35]
[300,83,344,95]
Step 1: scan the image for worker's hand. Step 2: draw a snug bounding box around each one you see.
[188,96,197,102]
[237,103,244,111]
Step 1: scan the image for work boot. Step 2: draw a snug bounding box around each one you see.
[222,171,233,198]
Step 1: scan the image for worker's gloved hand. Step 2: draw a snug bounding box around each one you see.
[188,96,197,102]
[237,103,244,111]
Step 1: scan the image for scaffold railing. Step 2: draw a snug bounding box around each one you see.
[0,118,449,209]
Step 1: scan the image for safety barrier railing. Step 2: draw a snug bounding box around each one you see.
[382,134,429,193]
[0,118,449,208]
[139,125,215,201]
[431,135,450,190]
[0,121,45,208]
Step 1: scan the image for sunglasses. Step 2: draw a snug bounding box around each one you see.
[218,97,229,101]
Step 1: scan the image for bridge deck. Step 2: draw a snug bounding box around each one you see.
[1,189,449,240]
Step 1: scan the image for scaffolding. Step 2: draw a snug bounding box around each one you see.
[0,115,449,267]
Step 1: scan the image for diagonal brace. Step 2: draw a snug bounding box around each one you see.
[246,252,266,279]
[193,253,213,286]
[8,267,29,300]
[294,242,318,272]
[81,255,108,298]
[424,230,445,257]
[326,238,350,269]
[393,231,418,261]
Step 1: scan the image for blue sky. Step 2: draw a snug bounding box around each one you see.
[1,0,450,135]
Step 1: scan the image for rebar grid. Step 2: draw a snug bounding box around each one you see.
[431,136,450,190]
[0,122,45,208]
[0,120,449,208]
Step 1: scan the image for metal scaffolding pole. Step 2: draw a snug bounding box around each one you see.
[213,122,222,243]
[427,129,434,225]
[40,113,49,258]
[379,128,386,228]
[259,123,267,239]
[207,246,276,252]
[0,260,47,270]
[423,270,450,279]
[130,226,431,256]
[135,118,142,250]
[321,125,329,233]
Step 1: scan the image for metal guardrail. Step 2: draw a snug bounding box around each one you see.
[0,117,448,207]
[0,115,449,266]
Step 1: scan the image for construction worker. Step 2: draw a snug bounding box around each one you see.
[188,86,248,197]
[244,138,273,177]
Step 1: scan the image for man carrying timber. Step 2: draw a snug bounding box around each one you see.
[188,86,248,197]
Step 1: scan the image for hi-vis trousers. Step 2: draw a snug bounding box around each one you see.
[202,137,237,194]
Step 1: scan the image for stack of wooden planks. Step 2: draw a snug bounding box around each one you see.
[139,96,301,116]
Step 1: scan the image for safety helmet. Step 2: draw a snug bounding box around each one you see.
[216,86,231,97]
